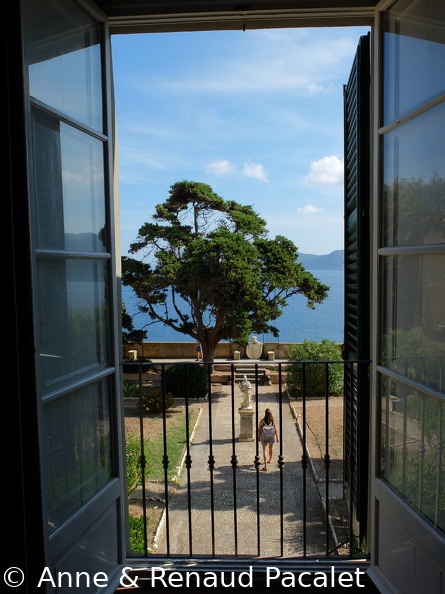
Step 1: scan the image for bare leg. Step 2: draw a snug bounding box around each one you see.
[268,443,273,463]
[261,442,267,470]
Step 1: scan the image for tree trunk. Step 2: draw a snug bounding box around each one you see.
[201,341,216,373]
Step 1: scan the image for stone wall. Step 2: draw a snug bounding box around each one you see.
[123,363,286,385]
[123,341,293,361]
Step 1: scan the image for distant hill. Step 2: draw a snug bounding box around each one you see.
[297,249,344,270]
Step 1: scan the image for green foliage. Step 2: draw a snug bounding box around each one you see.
[125,406,201,551]
[122,358,155,373]
[286,339,344,397]
[128,514,149,554]
[122,180,329,361]
[148,411,200,482]
[351,532,369,556]
[382,327,445,392]
[125,407,199,491]
[164,363,208,399]
[383,173,445,245]
[139,386,175,414]
[125,434,143,497]
[407,393,442,440]
[123,380,139,399]
[381,439,445,532]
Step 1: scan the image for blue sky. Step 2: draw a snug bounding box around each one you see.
[111,26,370,256]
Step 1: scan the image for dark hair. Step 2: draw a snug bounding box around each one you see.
[264,408,274,424]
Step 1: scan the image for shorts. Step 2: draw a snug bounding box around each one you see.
[261,435,276,444]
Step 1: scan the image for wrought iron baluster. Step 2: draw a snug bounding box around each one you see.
[435,401,443,528]
[324,362,331,556]
[207,369,216,556]
[230,373,239,556]
[347,360,355,558]
[301,362,308,556]
[254,368,261,556]
[184,364,194,555]
[137,361,149,555]
[278,366,285,557]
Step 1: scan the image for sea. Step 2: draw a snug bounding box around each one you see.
[122,269,344,344]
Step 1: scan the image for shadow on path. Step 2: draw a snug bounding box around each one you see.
[154,384,333,558]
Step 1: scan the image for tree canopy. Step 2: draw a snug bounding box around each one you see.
[122,180,329,362]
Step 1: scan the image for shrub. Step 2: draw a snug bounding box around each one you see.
[123,380,139,399]
[139,386,175,414]
[125,434,143,496]
[164,363,208,399]
[128,514,149,554]
[122,358,155,374]
[286,339,343,397]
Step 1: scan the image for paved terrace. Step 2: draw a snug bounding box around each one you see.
[121,359,379,593]
[153,381,336,557]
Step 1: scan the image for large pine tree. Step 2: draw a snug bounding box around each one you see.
[122,180,329,363]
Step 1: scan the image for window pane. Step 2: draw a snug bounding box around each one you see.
[61,124,107,251]
[381,254,445,393]
[32,114,107,252]
[43,381,111,531]
[380,377,444,532]
[382,102,445,247]
[27,0,103,131]
[37,258,110,394]
[383,0,445,123]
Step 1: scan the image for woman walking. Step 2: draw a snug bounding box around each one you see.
[195,341,203,361]
[258,408,279,471]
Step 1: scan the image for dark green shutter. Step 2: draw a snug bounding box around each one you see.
[343,31,371,547]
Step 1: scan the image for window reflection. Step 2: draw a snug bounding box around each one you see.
[43,381,111,531]
[33,113,107,252]
[382,103,445,247]
[61,124,107,251]
[380,0,445,537]
[383,0,445,123]
[380,378,444,532]
[27,0,103,131]
[37,259,110,394]
[381,254,445,393]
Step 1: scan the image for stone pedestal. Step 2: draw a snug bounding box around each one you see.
[238,407,254,441]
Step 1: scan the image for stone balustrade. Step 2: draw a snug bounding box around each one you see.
[123,341,293,361]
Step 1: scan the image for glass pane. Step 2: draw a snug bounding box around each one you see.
[382,102,445,247]
[43,381,111,531]
[32,114,107,252]
[61,124,107,251]
[37,258,110,394]
[383,0,445,123]
[381,254,445,393]
[380,376,444,532]
[27,0,103,131]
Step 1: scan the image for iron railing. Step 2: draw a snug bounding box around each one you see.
[122,359,371,560]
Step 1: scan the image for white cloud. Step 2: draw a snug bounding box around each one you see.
[304,155,344,185]
[112,27,370,257]
[298,204,324,215]
[243,162,269,182]
[206,159,236,176]
[144,29,364,97]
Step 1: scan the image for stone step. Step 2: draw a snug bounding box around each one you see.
[235,364,272,385]
[211,364,272,385]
